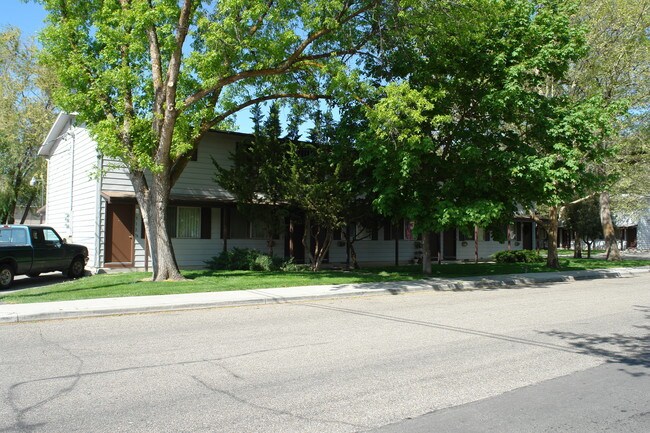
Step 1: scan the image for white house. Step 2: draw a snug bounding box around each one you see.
[38,113,536,271]
[613,201,650,250]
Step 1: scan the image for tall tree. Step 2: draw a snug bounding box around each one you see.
[569,0,650,260]
[0,28,55,224]
[360,0,595,272]
[214,103,291,256]
[37,0,380,281]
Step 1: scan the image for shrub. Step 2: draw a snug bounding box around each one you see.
[205,248,289,271]
[279,257,310,272]
[206,248,262,270]
[494,249,544,264]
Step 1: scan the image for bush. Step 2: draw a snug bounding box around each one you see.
[205,248,289,271]
[279,257,310,272]
[494,249,544,264]
[205,248,262,270]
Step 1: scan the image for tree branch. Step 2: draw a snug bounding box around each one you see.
[157,0,194,164]
[182,0,378,110]
[146,0,165,133]
[248,0,274,37]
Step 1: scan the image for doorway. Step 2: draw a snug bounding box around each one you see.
[105,203,135,267]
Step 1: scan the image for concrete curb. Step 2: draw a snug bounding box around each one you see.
[1,267,648,323]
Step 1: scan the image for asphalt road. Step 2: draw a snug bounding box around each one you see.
[1,275,648,433]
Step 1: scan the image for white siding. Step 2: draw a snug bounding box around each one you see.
[329,226,418,265]
[101,131,244,199]
[456,228,524,261]
[101,158,133,192]
[43,124,101,266]
[638,213,650,250]
[171,132,238,200]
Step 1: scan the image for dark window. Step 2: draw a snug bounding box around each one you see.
[201,207,212,239]
[483,229,491,242]
[229,208,250,239]
[166,207,177,238]
[384,221,404,240]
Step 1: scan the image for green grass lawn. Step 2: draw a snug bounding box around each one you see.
[1,258,648,304]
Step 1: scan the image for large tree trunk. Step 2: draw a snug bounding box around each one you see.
[599,191,621,261]
[546,206,560,269]
[573,232,582,258]
[422,231,432,275]
[132,172,183,281]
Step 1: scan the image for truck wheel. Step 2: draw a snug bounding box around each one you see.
[67,257,85,279]
[0,264,14,290]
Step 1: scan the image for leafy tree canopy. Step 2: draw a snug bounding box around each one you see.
[36,0,380,280]
[0,27,56,223]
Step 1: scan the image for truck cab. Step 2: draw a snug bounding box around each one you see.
[0,225,89,289]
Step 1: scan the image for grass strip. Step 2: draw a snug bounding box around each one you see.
[1,258,648,304]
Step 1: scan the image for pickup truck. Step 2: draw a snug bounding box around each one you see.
[0,225,89,289]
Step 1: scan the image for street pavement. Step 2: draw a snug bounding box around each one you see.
[1,273,648,432]
[370,362,650,433]
[1,266,648,322]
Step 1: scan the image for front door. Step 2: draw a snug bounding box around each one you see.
[522,222,533,250]
[443,229,457,260]
[105,203,135,267]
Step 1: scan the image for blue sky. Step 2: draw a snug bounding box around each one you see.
[1,0,258,133]
[2,1,48,39]
[0,1,319,135]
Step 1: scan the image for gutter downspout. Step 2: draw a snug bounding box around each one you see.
[68,123,76,242]
[94,153,104,269]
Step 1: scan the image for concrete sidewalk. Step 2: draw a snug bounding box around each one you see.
[1,267,648,323]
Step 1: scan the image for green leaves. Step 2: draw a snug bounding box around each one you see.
[0,28,54,223]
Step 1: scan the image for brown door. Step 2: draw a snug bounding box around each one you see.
[105,203,135,266]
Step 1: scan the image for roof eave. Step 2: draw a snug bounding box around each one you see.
[38,112,75,157]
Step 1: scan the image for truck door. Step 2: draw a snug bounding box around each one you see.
[30,227,67,272]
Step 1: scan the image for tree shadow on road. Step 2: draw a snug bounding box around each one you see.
[538,305,650,375]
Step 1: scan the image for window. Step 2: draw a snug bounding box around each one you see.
[0,228,28,245]
[384,221,404,241]
[251,221,266,239]
[225,208,281,240]
[515,222,523,241]
[404,221,415,240]
[483,229,491,242]
[356,223,378,241]
[177,207,201,238]
[43,228,62,243]
[229,209,250,239]
[166,206,211,239]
